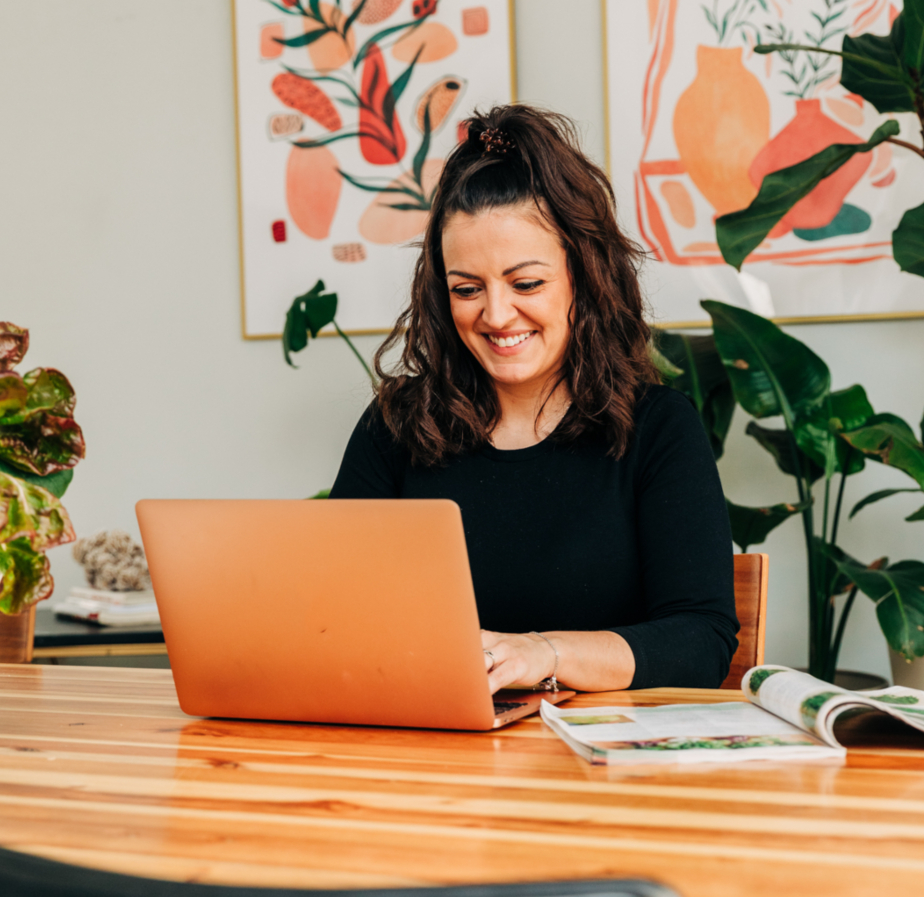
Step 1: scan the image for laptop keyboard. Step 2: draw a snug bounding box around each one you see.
[493,700,528,714]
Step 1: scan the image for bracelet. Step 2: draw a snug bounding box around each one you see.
[530,631,559,692]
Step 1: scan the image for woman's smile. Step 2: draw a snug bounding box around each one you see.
[484,330,536,351]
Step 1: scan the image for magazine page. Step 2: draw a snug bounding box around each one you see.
[540,699,842,765]
[742,666,924,746]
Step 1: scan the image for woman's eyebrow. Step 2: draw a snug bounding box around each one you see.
[446,260,550,279]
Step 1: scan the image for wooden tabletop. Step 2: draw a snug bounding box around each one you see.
[2,665,924,897]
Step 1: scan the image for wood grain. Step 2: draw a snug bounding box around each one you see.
[2,664,924,897]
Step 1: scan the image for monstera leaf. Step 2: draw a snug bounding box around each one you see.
[656,331,734,460]
[702,300,830,428]
[283,280,338,368]
[822,545,924,660]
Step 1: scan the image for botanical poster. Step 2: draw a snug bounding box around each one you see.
[234,0,513,336]
[605,0,924,324]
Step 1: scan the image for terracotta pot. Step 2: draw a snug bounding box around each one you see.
[748,98,871,237]
[890,651,924,690]
[672,45,770,216]
[0,604,36,663]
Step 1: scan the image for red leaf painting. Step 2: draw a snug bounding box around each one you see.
[359,44,406,165]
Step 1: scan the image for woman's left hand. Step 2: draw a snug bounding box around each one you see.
[481,629,557,694]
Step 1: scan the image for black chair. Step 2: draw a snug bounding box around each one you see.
[0,845,680,897]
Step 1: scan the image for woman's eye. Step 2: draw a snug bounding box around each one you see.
[450,285,479,298]
[515,280,544,292]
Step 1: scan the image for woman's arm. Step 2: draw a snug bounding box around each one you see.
[481,629,636,693]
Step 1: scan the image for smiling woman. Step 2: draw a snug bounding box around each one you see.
[330,105,739,694]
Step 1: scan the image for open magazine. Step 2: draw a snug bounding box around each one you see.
[541,665,924,764]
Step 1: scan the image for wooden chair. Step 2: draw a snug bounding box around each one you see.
[720,553,769,689]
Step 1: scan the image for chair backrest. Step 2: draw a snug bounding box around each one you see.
[721,553,769,689]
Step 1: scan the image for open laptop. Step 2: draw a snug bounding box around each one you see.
[135,499,573,730]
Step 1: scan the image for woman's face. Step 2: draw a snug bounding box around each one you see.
[442,204,573,393]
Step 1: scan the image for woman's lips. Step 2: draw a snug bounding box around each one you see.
[483,331,536,354]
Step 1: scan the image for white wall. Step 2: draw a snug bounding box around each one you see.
[3,1,921,679]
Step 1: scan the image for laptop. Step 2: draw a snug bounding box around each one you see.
[135,499,573,730]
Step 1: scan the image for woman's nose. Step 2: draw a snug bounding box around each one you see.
[480,286,518,330]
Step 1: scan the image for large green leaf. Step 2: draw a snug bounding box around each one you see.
[813,538,864,601]
[893,201,924,278]
[746,422,824,483]
[903,0,924,73]
[0,537,53,615]
[823,548,924,659]
[0,459,72,498]
[715,121,899,270]
[282,280,338,368]
[701,300,830,426]
[726,498,810,553]
[0,372,28,423]
[841,17,918,113]
[795,384,874,478]
[0,470,74,552]
[840,412,924,488]
[656,331,735,459]
[850,487,924,520]
[0,415,85,477]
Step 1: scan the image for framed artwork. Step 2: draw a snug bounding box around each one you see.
[603,0,924,326]
[233,0,515,338]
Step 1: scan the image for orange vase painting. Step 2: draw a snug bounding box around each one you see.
[605,0,919,323]
[234,1,513,337]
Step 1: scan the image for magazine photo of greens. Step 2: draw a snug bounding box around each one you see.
[541,665,924,766]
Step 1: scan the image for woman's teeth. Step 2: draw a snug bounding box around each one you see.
[488,332,534,348]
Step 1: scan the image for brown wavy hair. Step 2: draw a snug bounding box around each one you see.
[374,104,658,465]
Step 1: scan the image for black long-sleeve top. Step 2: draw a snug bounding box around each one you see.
[330,385,739,689]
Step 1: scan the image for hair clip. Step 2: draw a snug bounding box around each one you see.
[479,127,515,156]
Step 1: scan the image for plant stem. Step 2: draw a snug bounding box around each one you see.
[830,449,851,547]
[829,585,858,680]
[885,136,924,160]
[822,476,831,544]
[788,430,821,676]
[334,321,377,386]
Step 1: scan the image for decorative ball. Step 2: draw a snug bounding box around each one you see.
[71,529,152,591]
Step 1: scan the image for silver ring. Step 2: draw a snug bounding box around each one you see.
[483,649,495,668]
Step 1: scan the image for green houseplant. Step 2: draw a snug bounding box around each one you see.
[0,323,84,661]
[658,303,924,683]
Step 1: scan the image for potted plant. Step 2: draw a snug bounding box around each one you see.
[0,323,84,662]
[658,303,924,685]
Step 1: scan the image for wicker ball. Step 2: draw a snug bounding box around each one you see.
[71,529,151,591]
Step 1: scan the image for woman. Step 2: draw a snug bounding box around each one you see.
[330,104,738,693]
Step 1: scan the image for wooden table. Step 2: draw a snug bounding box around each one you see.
[2,665,924,897]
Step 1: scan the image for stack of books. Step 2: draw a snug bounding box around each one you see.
[53,586,160,627]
